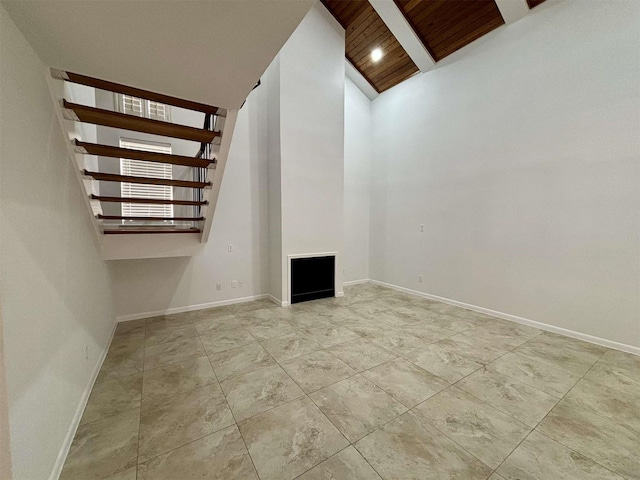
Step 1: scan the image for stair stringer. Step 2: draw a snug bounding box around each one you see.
[45,67,105,241]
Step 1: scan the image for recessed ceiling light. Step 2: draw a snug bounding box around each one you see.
[371,48,383,62]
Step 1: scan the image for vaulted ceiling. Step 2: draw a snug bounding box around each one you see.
[322,0,547,94]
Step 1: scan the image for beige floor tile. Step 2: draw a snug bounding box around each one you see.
[193,314,243,336]
[208,342,276,382]
[199,327,256,354]
[436,334,510,365]
[563,379,640,432]
[368,329,431,356]
[389,304,433,320]
[139,383,234,462]
[514,334,603,375]
[114,319,146,337]
[220,364,304,421]
[341,318,394,338]
[414,386,531,469]
[142,356,217,399]
[355,411,493,480]
[421,313,478,335]
[297,446,382,480]
[309,374,407,442]
[260,332,322,362]
[488,352,581,398]
[97,352,144,383]
[144,336,206,370]
[188,306,234,322]
[70,286,637,480]
[347,300,390,317]
[301,324,360,347]
[457,368,559,427]
[227,298,276,314]
[538,398,640,479]
[244,318,297,341]
[326,338,397,372]
[80,373,142,425]
[60,409,139,480]
[281,350,357,393]
[239,396,349,480]
[362,358,449,407]
[237,307,283,323]
[535,332,608,357]
[145,314,192,330]
[364,309,418,327]
[405,343,482,383]
[144,323,198,348]
[600,349,640,377]
[456,323,538,350]
[498,430,624,480]
[103,466,137,480]
[137,425,258,480]
[583,359,640,398]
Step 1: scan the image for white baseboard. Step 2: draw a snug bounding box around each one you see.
[369,279,640,357]
[267,295,289,307]
[49,320,118,480]
[116,294,269,322]
[343,279,369,286]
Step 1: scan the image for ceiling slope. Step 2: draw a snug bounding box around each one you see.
[1,0,314,109]
[322,0,419,93]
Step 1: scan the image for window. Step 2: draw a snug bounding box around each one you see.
[120,139,173,219]
[116,94,171,122]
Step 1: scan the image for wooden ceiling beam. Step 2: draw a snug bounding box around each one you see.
[369,0,435,72]
[494,0,530,24]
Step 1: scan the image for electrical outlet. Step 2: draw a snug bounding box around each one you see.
[418,275,423,283]
[85,345,89,360]
[238,280,243,287]
[420,224,424,232]
[216,283,222,291]
[228,244,233,252]
[231,280,237,288]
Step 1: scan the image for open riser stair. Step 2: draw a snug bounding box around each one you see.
[49,68,240,246]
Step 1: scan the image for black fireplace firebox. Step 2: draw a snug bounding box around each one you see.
[291,256,335,304]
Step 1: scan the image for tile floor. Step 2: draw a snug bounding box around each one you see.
[60,283,640,480]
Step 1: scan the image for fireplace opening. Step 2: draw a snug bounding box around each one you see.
[291,256,335,304]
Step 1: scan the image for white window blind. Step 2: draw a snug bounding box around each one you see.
[120,139,173,218]
[118,94,170,121]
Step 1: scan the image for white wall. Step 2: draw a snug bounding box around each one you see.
[344,77,371,283]
[265,58,284,302]
[110,86,269,319]
[370,0,640,348]
[277,3,345,303]
[0,5,116,479]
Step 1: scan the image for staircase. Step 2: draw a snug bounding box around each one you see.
[47,68,239,259]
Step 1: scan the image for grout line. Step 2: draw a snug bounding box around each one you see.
[200,321,263,480]
[82,286,631,480]
[487,348,616,478]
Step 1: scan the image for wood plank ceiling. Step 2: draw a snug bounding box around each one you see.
[321,0,419,93]
[323,0,542,93]
[394,0,505,62]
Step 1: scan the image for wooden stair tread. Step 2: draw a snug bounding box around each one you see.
[54,69,221,115]
[75,140,213,168]
[91,194,207,206]
[84,170,210,188]
[63,100,220,143]
[98,215,204,221]
[104,228,202,235]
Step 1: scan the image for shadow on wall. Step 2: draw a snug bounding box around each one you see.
[109,256,191,318]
